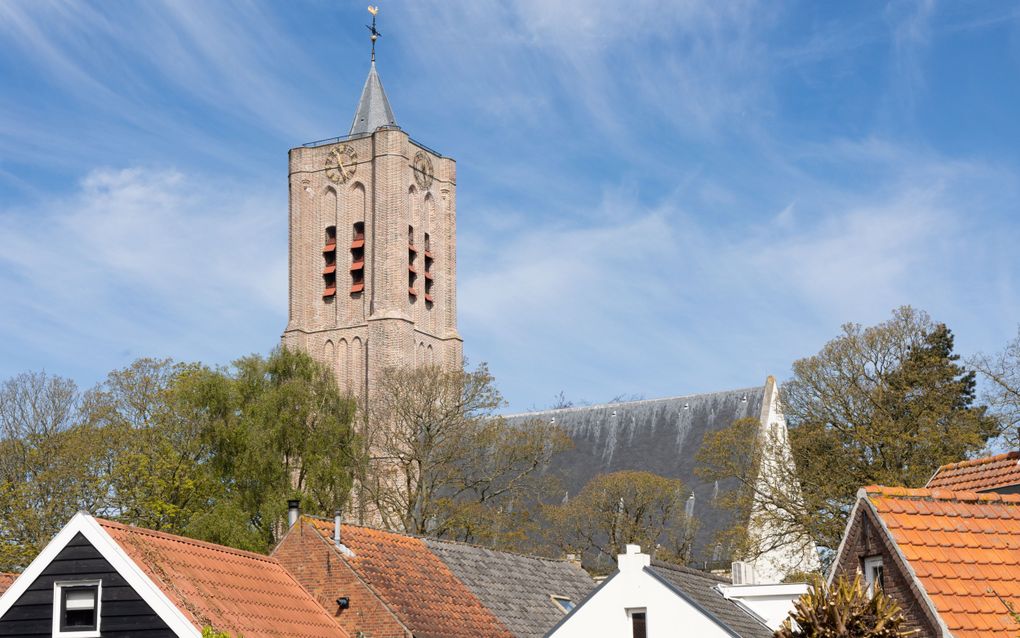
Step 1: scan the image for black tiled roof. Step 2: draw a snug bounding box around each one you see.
[505,386,765,564]
[425,539,595,638]
[648,561,772,638]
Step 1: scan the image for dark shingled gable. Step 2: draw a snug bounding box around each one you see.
[505,386,765,565]
[647,562,772,638]
[423,538,595,638]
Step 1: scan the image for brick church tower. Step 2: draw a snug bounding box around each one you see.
[282,39,462,400]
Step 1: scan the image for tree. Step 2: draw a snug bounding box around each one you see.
[361,362,570,543]
[542,470,696,572]
[781,307,998,555]
[775,574,915,638]
[970,327,1020,446]
[186,347,359,551]
[0,372,107,571]
[695,416,817,576]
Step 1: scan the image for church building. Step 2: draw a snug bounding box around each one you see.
[281,42,462,403]
[283,14,818,585]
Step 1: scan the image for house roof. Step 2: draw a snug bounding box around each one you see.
[0,573,15,596]
[862,486,1020,638]
[647,562,773,638]
[926,451,1020,492]
[97,519,349,638]
[504,386,766,564]
[306,518,514,638]
[423,538,594,638]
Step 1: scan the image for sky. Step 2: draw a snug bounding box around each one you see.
[1,0,1019,412]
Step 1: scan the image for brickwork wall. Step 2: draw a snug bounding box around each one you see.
[274,520,410,638]
[831,505,942,637]
[283,128,462,401]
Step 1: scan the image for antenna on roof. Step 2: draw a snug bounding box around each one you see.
[367,5,381,62]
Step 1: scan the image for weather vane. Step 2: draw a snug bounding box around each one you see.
[367,6,380,62]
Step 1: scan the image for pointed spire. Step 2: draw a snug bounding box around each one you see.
[349,6,396,136]
[349,61,397,135]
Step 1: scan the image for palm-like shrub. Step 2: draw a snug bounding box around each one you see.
[775,574,916,638]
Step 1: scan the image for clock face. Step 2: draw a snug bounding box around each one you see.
[325,145,357,184]
[412,151,434,190]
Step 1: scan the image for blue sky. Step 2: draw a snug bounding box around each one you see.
[1,1,1019,411]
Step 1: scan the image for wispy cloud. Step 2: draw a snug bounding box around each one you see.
[0,167,287,381]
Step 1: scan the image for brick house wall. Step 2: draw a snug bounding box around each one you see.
[830,504,941,638]
[274,521,410,638]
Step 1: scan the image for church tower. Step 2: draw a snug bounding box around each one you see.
[282,19,462,399]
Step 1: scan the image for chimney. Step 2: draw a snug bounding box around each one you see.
[287,499,300,527]
[334,510,343,545]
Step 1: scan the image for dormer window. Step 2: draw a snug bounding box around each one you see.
[551,595,574,614]
[53,581,101,637]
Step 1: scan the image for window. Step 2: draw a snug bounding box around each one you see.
[423,232,434,306]
[863,556,884,595]
[550,595,574,614]
[628,609,647,638]
[323,226,337,299]
[408,225,418,299]
[53,581,101,637]
[350,222,365,295]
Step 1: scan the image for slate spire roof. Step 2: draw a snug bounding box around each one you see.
[349,61,397,135]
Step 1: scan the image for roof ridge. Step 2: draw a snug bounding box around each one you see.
[650,559,729,583]
[501,385,765,418]
[303,516,575,563]
[863,485,1020,504]
[96,518,279,564]
[934,450,1020,472]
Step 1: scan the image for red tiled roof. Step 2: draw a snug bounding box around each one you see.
[307,519,513,638]
[98,519,348,638]
[863,486,1020,638]
[0,573,16,596]
[926,451,1020,492]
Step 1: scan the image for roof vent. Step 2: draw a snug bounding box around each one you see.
[287,499,300,527]
[334,510,343,546]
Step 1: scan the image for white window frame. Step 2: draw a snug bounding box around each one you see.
[863,556,884,596]
[52,580,102,638]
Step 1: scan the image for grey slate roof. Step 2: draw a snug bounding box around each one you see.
[504,386,766,565]
[349,61,397,135]
[647,561,772,638]
[425,538,595,638]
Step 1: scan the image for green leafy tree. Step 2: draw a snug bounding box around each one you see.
[187,347,359,551]
[362,362,570,544]
[776,574,916,638]
[542,470,696,573]
[782,307,998,555]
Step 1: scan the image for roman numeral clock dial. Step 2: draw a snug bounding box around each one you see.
[325,144,357,184]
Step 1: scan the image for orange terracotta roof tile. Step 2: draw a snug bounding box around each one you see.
[862,486,1020,638]
[0,573,16,596]
[927,451,1020,492]
[97,519,348,638]
[307,518,513,638]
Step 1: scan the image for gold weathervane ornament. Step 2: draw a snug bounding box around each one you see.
[367,6,380,62]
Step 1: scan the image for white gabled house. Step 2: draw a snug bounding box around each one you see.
[546,545,804,638]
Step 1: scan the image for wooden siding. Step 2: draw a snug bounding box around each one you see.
[0,532,176,637]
